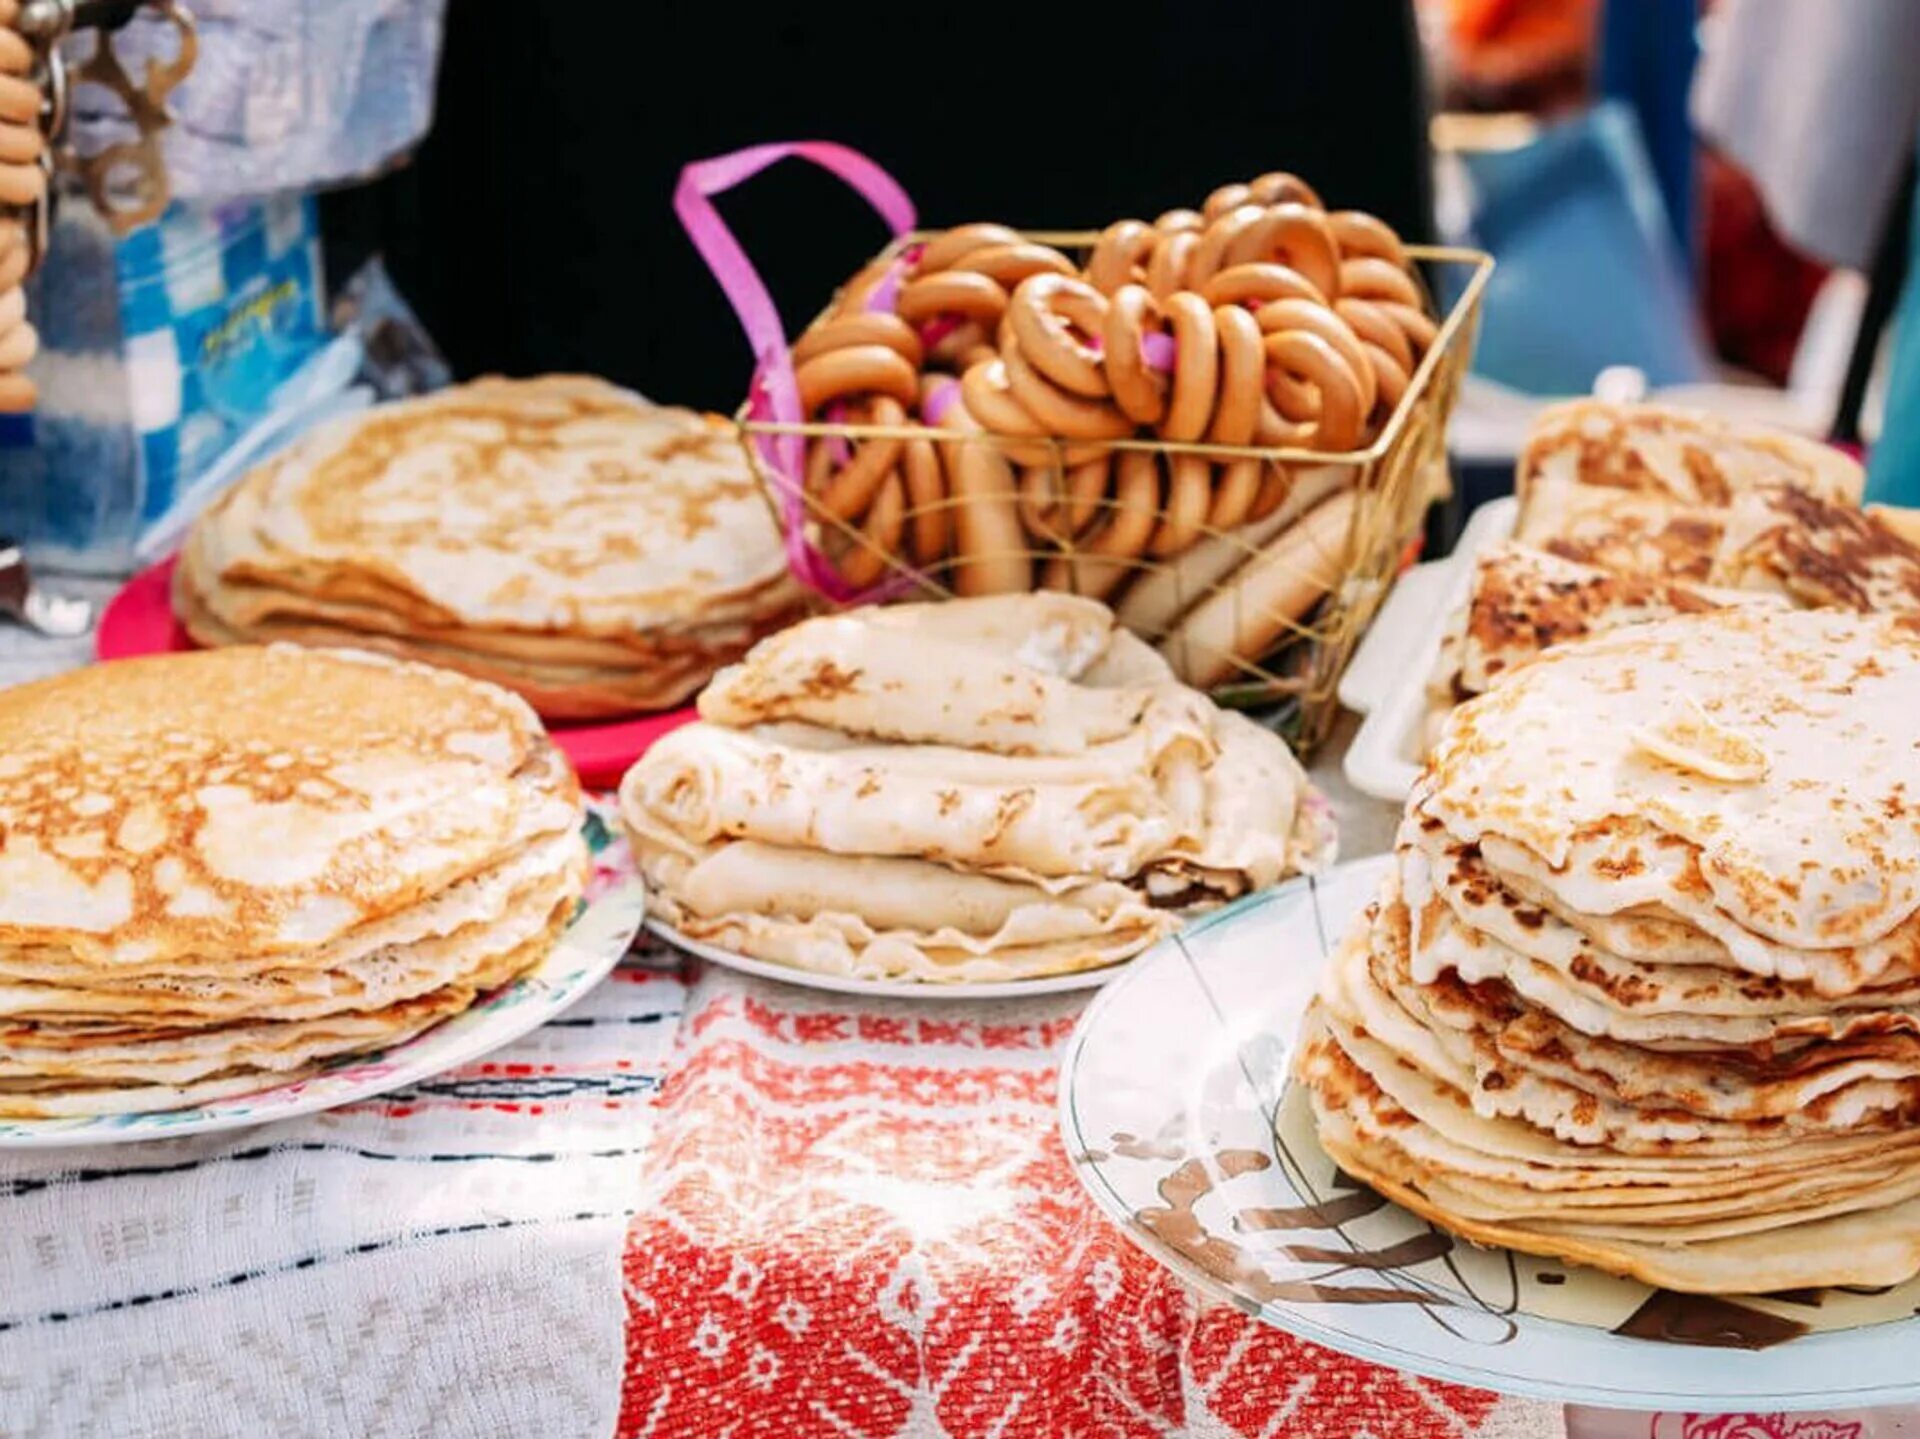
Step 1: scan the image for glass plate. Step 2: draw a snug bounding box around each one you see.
[1059,855,1920,1411]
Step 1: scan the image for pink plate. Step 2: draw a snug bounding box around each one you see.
[96,557,697,790]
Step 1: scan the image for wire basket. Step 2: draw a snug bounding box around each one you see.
[733,234,1491,757]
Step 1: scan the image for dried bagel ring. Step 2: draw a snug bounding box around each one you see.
[792,312,925,369]
[0,237,27,292]
[1200,261,1327,309]
[1262,330,1367,452]
[1253,298,1377,418]
[1328,210,1406,267]
[960,356,1047,439]
[1040,449,1158,601]
[1207,305,1266,532]
[1018,455,1110,545]
[1249,463,1294,522]
[1103,284,1170,427]
[1001,341,1132,440]
[1150,453,1213,558]
[1056,456,1112,538]
[950,242,1076,288]
[1154,208,1205,234]
[1223,204,1340,302]
[0,313,36,371]
[1008,273,1112,399]
[1087,219,1157,295]
[1339,255,1422,307]
[901,435,951,565]
[796,344,919,413]
[916,223,1024,275]
[1376,300,1439,355]
[960,358,1107,466]
[1208,304,1267,447]
[1186,204,1266,288]
[897,270,1009,328]
[1361,342,1410,419]
[1202,182,1254,220]
[1210,459,1262,532]
[1249,171,1324,208]
[1160,292,1219,443]
[1335,298,1414,372]
[833,473,907,589]
[935,399,1033,595]
[803,395,907,521]
[1146,230,1201,299]
[1254,397,1294,448]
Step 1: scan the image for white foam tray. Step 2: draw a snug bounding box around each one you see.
[1338,497,1517,803]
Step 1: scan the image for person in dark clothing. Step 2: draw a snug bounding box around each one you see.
[326,1,1433,413]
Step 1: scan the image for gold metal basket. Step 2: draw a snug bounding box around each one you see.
[735,236,1492,757]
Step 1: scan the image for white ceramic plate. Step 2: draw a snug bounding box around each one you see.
[1339,496,1517,803]
[1059,855,1920,1411]
[646,919,1122,1000]
[0,816,646,1149]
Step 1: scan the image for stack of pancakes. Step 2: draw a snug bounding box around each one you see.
[1299,606,1920,1293]
[177,376,807,719]
[621,593,1331,982]
[0,646,587,1117]
[1425,402,1920,741]
[1425,541,1787,725]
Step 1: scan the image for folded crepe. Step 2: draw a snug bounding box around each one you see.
[1716,483,1920,611]
[176,376,807,719]
[624,595,1332,983]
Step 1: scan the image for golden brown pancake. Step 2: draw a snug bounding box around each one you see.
[0,645,588,1115]
[177,376,808,718]
[623,596,1331,982]
[1298,606,1920,1292]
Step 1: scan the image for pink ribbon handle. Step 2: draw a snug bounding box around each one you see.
[674,142,917,603]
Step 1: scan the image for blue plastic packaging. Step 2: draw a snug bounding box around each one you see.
[0,192,327,571]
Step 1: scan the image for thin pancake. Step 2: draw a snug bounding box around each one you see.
[1424,610,1920,964]
[1516,399,1865,510]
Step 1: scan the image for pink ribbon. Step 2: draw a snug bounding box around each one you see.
[1142,331,1176,373]
[674,142,917,602]
[863,245,920,316]
[921,377,962,426]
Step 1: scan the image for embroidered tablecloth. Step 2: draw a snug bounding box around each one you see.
[0,625,1904,1439]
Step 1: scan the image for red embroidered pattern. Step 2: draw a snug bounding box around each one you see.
[616,976,1546,1438]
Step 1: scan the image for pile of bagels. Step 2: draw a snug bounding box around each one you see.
[781,172,1441,687]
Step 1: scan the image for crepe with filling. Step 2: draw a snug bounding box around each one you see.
[624,594,1329,982]
[698,608,1175,755]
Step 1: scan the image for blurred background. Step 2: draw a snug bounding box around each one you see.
[3,0,1917,570]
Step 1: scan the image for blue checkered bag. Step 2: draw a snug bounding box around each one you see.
[0,193,327,572]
